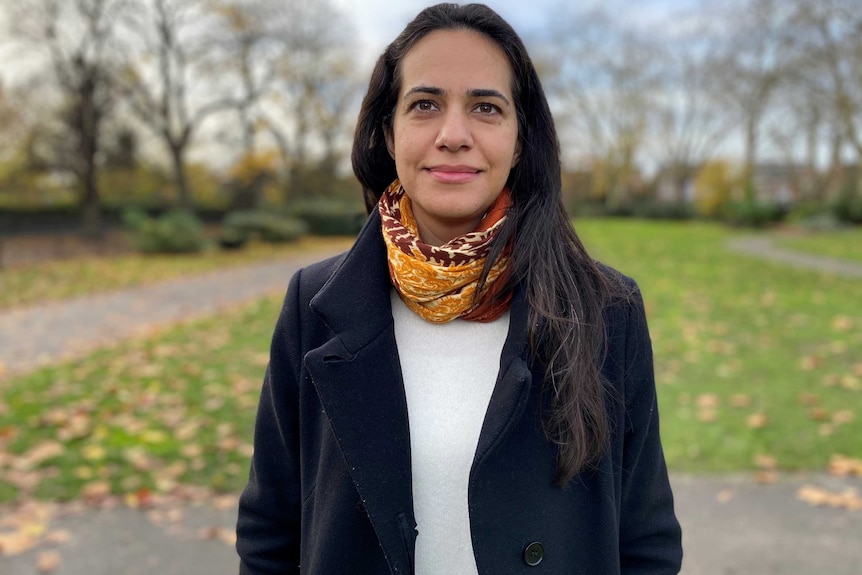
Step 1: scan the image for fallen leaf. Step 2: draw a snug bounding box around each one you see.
[124,488,154,509]
[798,393,820,406]
[81,481,111,501]
[697,408,718,423]
[82,445,106,462]
[841,376,860,391]
[730,394,751,408]
[16,442,64,470]
[800,355,821,371]
[829,455,862,477]
[754,470,778,484]
[36,551,61,573]
[832,410,855,425]
[43,530,72,546]
[831,315,854,332]
[0,532,39,556]
[716,489,735,503]
[198,526,236,546]
[754,454,778,469]
[696,394,720,408]
[808,408,830,422]
[797,485,862,511]
[747,412,769,429]
[212,494,239,510]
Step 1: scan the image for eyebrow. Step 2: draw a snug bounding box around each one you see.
[404,85,511,106]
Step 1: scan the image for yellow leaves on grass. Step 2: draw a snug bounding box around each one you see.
[746,412,769,429]
[695,393,719,422]
[730,394,751,408]
[753,453,779,484]
[831,315,854,333]
[829,455,862,477]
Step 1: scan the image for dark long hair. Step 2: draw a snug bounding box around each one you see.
[352,3,627,485]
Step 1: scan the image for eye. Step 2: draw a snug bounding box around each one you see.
[475,103,500,115]
[411,100,438,112]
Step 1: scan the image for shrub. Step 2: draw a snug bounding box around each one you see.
[219,210,308,248]
[629,199,696,220]
[787,201,845,231]
[122,208,209,254]
[286,199,366,236]
[721,199,787,228]
[833,194,862,225]
[218,224,248,250]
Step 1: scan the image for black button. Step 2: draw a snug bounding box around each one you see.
[524,541,544,566]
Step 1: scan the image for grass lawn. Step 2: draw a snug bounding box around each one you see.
[0,219,860,504]
[576,218,861,474]
[0,296,280,504]
[772,227,862,263]
[0,236,353,311]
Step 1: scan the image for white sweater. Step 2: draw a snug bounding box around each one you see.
[390,291,511,575]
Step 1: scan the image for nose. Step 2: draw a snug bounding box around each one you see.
[435,109,473,151]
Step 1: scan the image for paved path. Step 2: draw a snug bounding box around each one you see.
[2,473,860,575]
[727,236,862,278]
[0,250,338,376]
[2,243,861,574]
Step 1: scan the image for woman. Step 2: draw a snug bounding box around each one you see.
[237,3,682,574]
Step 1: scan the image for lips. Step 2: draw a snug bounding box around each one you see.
[427,165,481,184]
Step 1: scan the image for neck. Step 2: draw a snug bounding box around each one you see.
[414,215,482,247]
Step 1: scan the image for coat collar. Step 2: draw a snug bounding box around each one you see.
[305,210,533,574]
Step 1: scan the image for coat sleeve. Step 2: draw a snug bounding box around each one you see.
[236,270,304,575]
[618,286,683,574]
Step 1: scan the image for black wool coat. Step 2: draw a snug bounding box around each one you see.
[236,211,682,575]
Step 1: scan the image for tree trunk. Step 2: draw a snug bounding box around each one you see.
[743,114,758,202]
[80,163,102,238]
[77,77,103,238]
[169,142,193,210]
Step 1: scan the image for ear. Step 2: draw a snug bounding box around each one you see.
[384,124,395,160]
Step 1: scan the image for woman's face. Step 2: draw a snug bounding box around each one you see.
[385,29,520,246]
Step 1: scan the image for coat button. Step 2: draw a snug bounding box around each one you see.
[524,541,544,566]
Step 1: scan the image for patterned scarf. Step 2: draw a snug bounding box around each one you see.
[379,179,513,323]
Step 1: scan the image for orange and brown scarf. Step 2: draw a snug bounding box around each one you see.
[379,179,512,323]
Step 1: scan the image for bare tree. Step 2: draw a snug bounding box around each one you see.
[119,0,236,210]
[708,0,796,199]
[784,0,862,195]
[543,6,662,210]
[206,0,285,155]
[261,0,360,201]
[9,0,127,236]
[652,48,734,204]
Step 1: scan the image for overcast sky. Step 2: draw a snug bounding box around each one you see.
[333,0,703,67]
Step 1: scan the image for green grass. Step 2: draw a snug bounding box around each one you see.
[0,219,859,504]
[575,218,862,473]
[0,236,353,310]
[0,295,281,503]
[772,228,862,263]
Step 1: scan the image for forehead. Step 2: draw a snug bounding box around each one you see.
[398,29,513,96]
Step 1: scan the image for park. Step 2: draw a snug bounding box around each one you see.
[1,0,862,574]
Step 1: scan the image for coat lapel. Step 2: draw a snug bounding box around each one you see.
[303,211,536,573]
[305,212,416,574]
[474,287,533,465]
